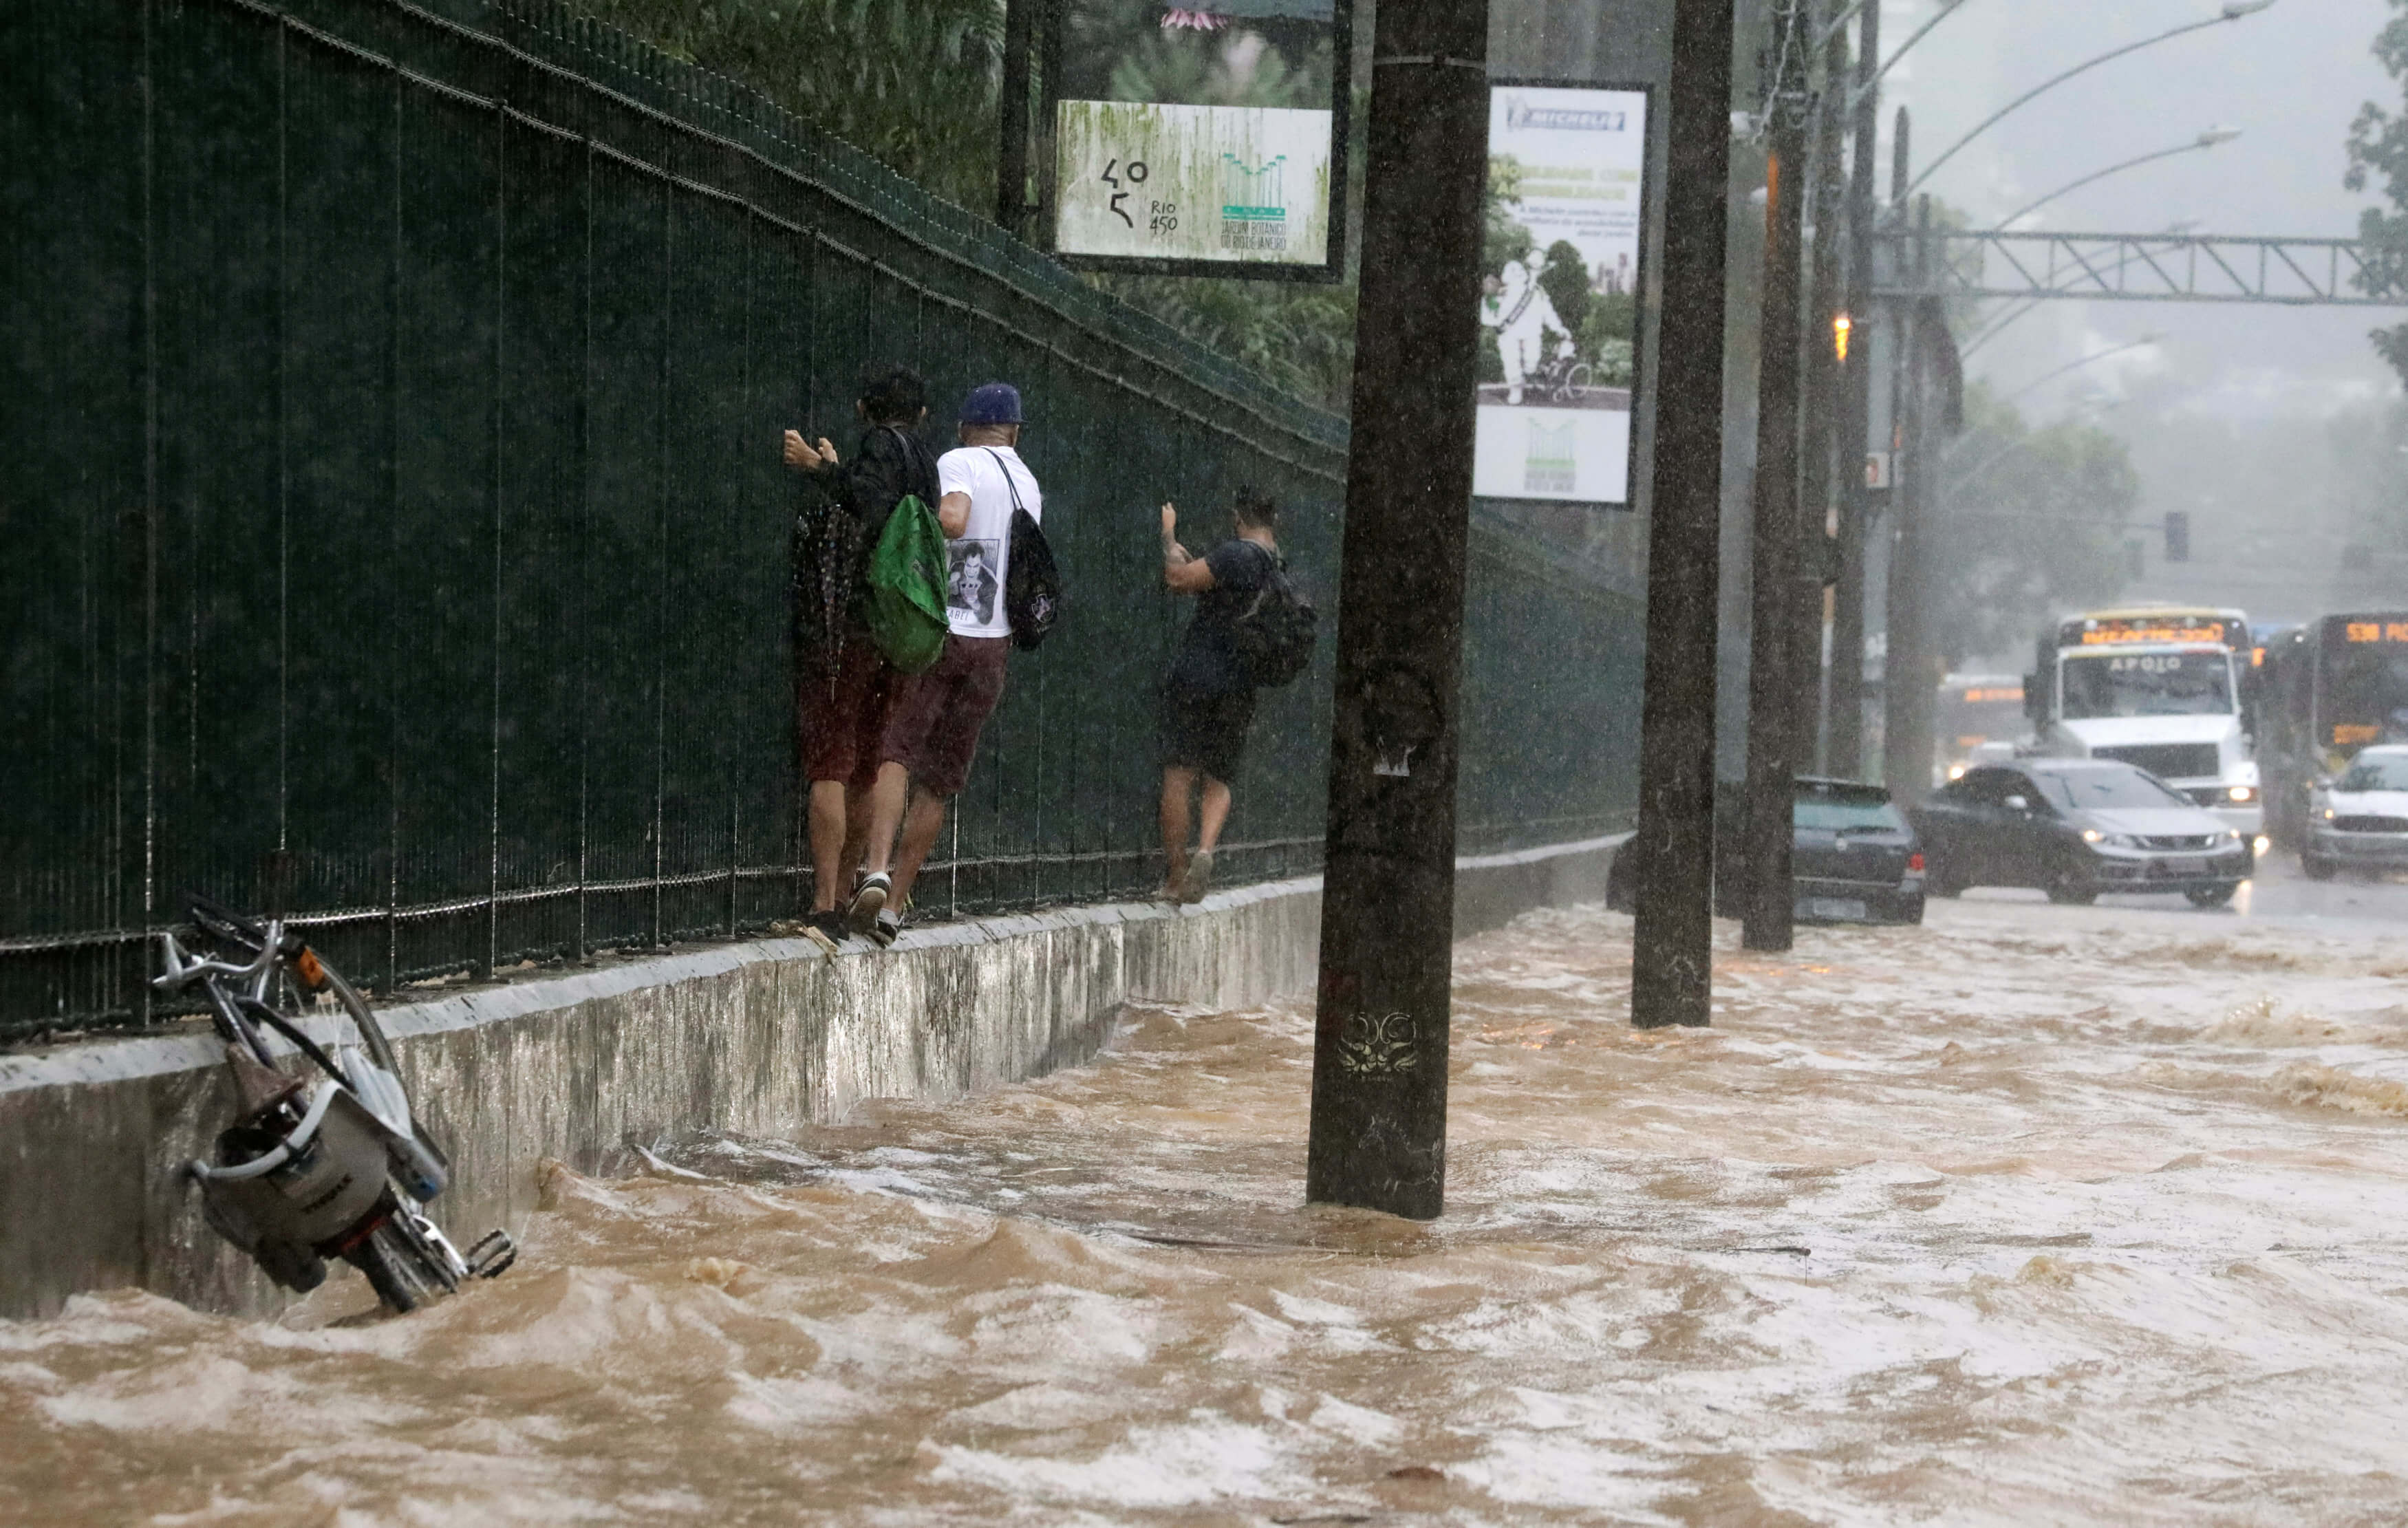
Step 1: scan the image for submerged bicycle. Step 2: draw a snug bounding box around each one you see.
[155,895,515,1313]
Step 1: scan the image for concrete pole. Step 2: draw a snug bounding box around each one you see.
[1739,0,1808,953]
[1825,0,1879,777]
[1304,0,1490,1220]
[1797,21,1847,774]
[1628,0,1737,1029]
[1880,195,1935,802]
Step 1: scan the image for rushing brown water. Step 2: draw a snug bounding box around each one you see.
[8,898,2408,1525]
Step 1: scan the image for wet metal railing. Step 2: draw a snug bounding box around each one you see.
[0,0,1641,1039]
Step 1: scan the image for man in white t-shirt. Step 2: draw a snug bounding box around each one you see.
[847,382,1042,945]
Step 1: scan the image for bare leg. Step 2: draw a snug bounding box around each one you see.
[840,784,871,885]
[860,761,911,876]
[1197,775,1234,852]
[1159,766,1196,889]
[807,779,849,912]
[888,786,951,912]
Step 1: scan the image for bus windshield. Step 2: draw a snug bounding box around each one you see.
[2060,651,2234,720]
[2323,640,2408,747]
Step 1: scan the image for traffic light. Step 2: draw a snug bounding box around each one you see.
[1832,311,1852,363]
[2164,510,2190,563]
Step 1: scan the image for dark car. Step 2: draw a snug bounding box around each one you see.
[1606,777,1926,926]
[1909,759,2253,907]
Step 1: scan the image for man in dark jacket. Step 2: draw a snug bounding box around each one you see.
[1157,486,1281,903]
[783,363,938,951]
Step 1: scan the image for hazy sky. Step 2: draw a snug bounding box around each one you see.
[1876,0,2402,618]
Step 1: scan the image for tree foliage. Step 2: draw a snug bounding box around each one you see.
[577,0,1361,410]
[2345,0,2408,383]
[574,0,1009,209]
[1928,385,2140,668]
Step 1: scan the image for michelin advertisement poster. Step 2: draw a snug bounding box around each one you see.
[1051,1,1342,273]
[1475,85,1650,506]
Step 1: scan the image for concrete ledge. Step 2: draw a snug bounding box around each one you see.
[0,834,1623,1317]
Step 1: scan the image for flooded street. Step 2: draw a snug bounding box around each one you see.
[7,896,2408,1525]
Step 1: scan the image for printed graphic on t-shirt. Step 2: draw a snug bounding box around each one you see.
[948,539,1001,626]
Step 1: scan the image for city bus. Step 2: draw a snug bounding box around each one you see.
[2261,612,2408,850]
[2023,607,2264,843]
[1936,673,2026,781]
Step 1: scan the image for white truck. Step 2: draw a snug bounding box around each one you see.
[2023,607,2266,846]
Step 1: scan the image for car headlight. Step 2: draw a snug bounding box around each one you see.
[2082,829,2141,848]
[2323,807,2336,820]
[2227,785,2255,803]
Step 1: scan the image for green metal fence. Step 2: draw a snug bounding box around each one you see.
[0,0,1642,1039]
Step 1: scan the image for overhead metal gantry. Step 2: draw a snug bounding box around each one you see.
[1872,230,2408,307]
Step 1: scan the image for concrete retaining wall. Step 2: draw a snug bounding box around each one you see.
[0,835,1620,1318]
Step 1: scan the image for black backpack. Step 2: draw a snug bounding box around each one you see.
[986,448,1062,651]
[1230,545,1316,687]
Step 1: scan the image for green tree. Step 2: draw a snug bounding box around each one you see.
[579,0,1365,410]
[574,0,1009,208]
[2344,0,2408,380]
[1928,386,2138,667]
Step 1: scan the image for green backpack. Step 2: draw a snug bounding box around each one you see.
[864,492,949,673]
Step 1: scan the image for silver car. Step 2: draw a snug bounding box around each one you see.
[2305,744,2408,879]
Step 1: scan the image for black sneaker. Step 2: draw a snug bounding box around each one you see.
[868,909,903,949]
[847,871,891,936]
[799,910,848,954]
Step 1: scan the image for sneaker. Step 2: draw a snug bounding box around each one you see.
[799,910,848,954]
[847,871,891,936]
[1179,848,1214,905]
[868,909,903,949]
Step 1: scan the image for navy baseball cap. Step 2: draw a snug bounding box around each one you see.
[960,382,1023,425]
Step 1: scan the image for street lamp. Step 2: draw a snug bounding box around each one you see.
[1995,128,2243,228]
[1990,334,2164,411]
[1851,0,1976,108]
[1903,3,2275,200]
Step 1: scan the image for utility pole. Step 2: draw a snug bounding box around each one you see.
[1740,0,1809,953]
[1305,0,1490,1220]
[996,0,1037,234]
[1825,0,1880,777]
[1629,0,1737,1029]
[1798,21,1848,773]
[1880,195,1934,801]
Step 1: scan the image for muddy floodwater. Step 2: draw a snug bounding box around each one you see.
[6,899,2408,1525]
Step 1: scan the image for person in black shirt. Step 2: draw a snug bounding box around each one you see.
[784,363,938,951]
[1157,487,1281,903]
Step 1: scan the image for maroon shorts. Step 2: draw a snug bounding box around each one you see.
[799,632,906,790]
[881,634,1010,797]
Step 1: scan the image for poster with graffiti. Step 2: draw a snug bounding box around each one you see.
[1472,84,1651,507]
[1049,1,1350,278]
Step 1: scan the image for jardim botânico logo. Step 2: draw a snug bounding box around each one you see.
[1219,153,1289,253]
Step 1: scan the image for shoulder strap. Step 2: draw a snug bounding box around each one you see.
[981,447,1028,515]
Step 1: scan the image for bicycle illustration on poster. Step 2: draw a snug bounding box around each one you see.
[1474,81,1654,508]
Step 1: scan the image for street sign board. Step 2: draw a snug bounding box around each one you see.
[1045,1,1353,281]
[1470,82,1653,508]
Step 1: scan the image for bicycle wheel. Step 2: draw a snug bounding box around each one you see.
[1565,363,1593,395]
[345,1212,460,1314]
